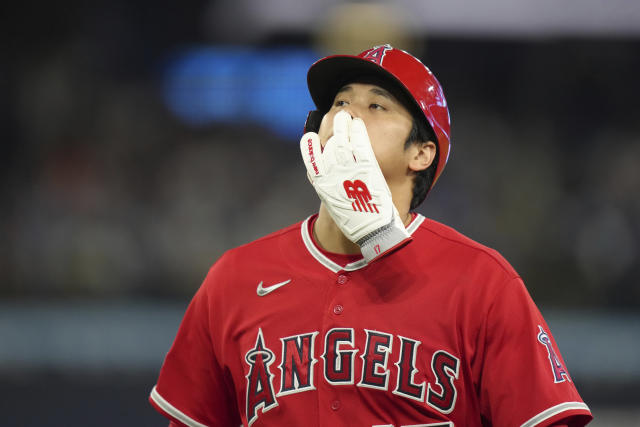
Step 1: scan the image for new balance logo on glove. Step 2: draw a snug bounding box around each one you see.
[344,180,379,213]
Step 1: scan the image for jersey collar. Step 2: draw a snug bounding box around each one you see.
[300,213,425,273]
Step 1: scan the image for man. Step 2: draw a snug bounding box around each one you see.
[149,45,592,427]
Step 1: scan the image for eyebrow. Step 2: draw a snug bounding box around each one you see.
[336,85,395,101]
[369,87,394,100]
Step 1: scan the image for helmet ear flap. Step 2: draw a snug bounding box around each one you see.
[304,110,323,133]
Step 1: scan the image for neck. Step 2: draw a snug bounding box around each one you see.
[313,187,412,255]
[313,204,361,255]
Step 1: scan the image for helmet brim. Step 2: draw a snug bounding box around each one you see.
[307,55,422,120]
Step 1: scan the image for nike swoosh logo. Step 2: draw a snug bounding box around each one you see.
[257,279,292,296]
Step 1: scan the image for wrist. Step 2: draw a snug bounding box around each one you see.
[358,217,412,263]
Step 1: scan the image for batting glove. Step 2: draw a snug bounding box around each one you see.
[300,110,411,263]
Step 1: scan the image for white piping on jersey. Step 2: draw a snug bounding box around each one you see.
[520,401,590,427]
[300,217,364,272]
[150,385,209,427]
[406,214,425,235]
[301,214,426,273]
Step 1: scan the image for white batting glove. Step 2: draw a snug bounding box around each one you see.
[300,110,411,263]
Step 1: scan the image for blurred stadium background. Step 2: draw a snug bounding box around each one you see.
[1,0,639,425]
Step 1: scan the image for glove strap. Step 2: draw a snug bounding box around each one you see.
[357,218,412,263]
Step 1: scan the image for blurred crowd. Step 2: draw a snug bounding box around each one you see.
[2,3,639,310]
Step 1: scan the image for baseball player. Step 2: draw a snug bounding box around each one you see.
[149,45,593,427]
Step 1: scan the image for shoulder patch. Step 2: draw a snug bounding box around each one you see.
[537,325,571,383]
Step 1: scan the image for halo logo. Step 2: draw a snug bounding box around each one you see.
[537,325,571,383]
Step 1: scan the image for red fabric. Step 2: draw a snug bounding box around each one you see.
[150,214,592,426]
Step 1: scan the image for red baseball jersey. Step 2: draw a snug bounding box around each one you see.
[150,214,592,427]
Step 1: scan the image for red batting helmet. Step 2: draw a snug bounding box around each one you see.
[307,44,451,189]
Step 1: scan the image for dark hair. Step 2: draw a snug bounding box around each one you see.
[405,118,439,210]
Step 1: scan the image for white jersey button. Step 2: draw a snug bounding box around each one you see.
[331,400,341,410]
[336,274,348,285]
[333,304,344,315]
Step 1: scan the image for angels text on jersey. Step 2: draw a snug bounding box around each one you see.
[244,327,460,426]
[244,325,571,426]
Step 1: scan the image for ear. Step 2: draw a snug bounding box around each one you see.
[407,141,437,172]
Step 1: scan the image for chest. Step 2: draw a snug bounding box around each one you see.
[219,268,482,426]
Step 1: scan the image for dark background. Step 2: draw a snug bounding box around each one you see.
[2,1,639,425]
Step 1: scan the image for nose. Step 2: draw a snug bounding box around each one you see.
[337,105,360,120]
[342,107,354,117]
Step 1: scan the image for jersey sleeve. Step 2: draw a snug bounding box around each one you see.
[149,265,241,427]
[478,277,593,427]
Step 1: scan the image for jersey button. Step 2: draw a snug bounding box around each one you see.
[331,400,341,411]
[333,304,344,315]
[336,274,348,285]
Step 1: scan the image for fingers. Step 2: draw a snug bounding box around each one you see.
[350,117,375,163]
[328,110,354,167]
[302,112,371,182]
[332,110,352,145]
[299,132,324,179]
